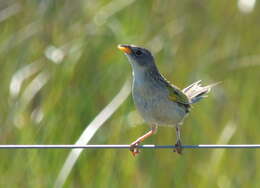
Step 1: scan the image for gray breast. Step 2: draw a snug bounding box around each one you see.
[132,78,187,127]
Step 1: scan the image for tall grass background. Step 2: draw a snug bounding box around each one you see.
[0,0,260,187]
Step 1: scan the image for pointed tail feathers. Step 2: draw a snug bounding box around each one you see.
[182,80,220,104]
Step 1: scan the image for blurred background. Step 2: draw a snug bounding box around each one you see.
[0,0,260,187]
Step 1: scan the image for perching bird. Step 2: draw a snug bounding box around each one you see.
[118,44,218,156]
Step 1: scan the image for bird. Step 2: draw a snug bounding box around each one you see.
[118,44,218,156]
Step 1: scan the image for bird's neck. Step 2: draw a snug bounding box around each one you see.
[131,64,161,86]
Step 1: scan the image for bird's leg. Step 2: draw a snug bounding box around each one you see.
[173,127,182,154]
[130,125,158,157]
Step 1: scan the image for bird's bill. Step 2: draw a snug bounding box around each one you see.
[117,44,132,54]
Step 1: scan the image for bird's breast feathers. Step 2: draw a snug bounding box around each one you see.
[132,81,188,126]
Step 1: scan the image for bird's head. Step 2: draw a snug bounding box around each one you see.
[118,44,156,71]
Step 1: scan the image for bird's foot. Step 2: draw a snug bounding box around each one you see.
[173,140,182,155]
[130,141,141,157]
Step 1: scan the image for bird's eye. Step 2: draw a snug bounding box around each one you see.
[135,50,142,56]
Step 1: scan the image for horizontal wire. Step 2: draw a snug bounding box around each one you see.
[0,145,260,149]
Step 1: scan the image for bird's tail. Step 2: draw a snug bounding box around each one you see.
[182,80,220,104]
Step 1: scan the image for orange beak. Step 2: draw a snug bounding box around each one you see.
[117,45,132,54]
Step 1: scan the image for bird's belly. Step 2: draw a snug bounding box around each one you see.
[133,93,187,127]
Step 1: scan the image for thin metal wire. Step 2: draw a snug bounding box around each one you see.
[0,145,260,149]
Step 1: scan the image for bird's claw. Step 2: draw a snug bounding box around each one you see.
[173,140,182,155]
[130,141,141,157]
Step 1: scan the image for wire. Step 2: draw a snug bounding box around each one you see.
[0,144,260,149]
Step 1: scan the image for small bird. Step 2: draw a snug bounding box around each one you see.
[118,44,218,156]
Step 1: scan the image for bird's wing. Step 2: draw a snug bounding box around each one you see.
[166,84,190,104]
[155,73,190,104]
